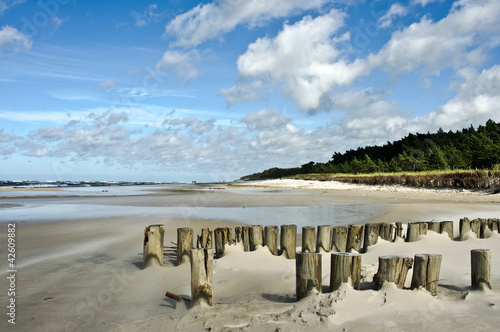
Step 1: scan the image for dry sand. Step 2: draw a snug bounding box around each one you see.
[1,179,499,331]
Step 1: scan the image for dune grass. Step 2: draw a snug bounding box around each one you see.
[288,170,500,190]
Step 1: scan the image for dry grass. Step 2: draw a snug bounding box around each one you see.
[289,170,500,190]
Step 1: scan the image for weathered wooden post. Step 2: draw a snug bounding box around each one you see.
[296,253,322,300]
[330,252,361,291]
[379,223,394,242]
[411,254,442,295]
[471,249,492,290]
[373,256,413,290]
[241,226,250,252]
[264,225,279,255]
[427,222,440,233]
[470,218,481,238]
[440,221,453,240]
[281,224,297,259]
[214,227,226,258]
[459,217,471,241]
[191,248,214,306]
[177,227,193,265]
[316,225,332,253]
[363,223,379,253]
[488,218,499,233]
[143,224,164,268]
[197,228,212,249]
[331,226,348,252]
[395,222,403,241]
[479,219,488,238]
[406,222,428,242]
[302,226,316,253]
[347,225,364,252]
[234,226,242,243]
[249,225,263,251]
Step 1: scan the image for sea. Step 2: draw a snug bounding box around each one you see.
[0,180,382,228]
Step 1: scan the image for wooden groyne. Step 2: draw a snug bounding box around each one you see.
[155,218,497,306]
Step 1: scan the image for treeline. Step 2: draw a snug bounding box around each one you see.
[241,119,500,181]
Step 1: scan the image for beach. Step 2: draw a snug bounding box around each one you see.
[1,180,500,331]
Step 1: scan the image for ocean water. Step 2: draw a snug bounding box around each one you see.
[0,182,382,228]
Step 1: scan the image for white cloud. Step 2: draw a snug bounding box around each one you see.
[369,0,500,76]
[234,9,369,112]
[412,0,442,6]
[131,4,164,27]
[411,65,500,131]
[98,79,117,90]
[0,25,32,53]
[0,0,25,15]
[155,50,200,83]
[164,0,331,47]
[378,3,408,28]
[218,80,267,105]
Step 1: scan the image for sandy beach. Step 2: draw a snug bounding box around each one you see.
[1,179,500,331]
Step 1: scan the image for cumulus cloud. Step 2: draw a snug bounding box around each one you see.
[155,50,200,83]
[225,0,500,114]
[378,3,408,28]
[411,65,500,131]
[0,25,32,53]
[369,0,500,76]
[234,9,368,112]
[164,0,330,47]
[218,80,267,105]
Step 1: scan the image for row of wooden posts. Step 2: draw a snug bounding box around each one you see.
[179,218,500,264]
[142,219,495,306]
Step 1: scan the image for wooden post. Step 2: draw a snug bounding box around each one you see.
[191,248,213,306]
[143,224,164,268]
[363,223,379,253]
[316,225,332,253]
[373,256,413,290]
[459,217,471,241]
[301,226,316,253]
[264,225,279,255]
[177,227,193,265]
[427,222,440,233]
[235,226,242,243]
[249,225,263,251]
[395,222,403,241]
[479,219,488,238]
[214,227,226,259]
[440,221,453,240]
[296,253,322,300]
[406,222,428,242]
[471,249,492,290]
[330,252,361,291]
[487,218,499,233]
[379,223,394,242]
[347,225,364,252]
[241,226,250,252]
[281,224,297,259]
[331,226,348,252]
[470,218,481,238]
[197,228,213,249]
[411,254,442,295]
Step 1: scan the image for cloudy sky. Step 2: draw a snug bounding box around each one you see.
[1,0,500,182]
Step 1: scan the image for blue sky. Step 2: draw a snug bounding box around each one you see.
[1,0,500,182]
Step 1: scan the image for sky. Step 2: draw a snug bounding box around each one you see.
[1,0,500,182]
